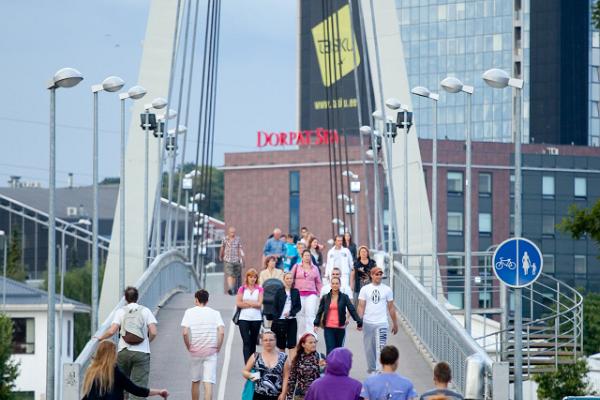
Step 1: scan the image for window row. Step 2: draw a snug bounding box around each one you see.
[448,212,492,234]
[542,254,587,275]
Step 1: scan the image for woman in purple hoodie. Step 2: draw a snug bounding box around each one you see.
[304,347,361,400]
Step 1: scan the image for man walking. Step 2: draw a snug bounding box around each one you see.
[181,289,225,400]
[420,362,463,399]
[325,235,353,288]
[361,345,417,400]
[97,286,157,400]
[220,226,245,295]
[263,228,286,269]
[357,266,399,374]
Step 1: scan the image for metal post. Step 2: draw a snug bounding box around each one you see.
[119,99,126,293]
[58,232,67,400]
[166,133,176,248]
[388,129,394,290]
[154,128,164,256]
[47,86,57,400]
[55,244,61,399]
[465,93,472,334]
[514,83,523,400]
[91,91,99,334]
[353,194,359,246]
[403,110,409,265]
[143,111,150,269]
[2,236,6,308]
[184,191,189,257]
[432,99,439,299]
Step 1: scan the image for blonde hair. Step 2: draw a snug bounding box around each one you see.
[82,340,117,397]
[244,268,259,286]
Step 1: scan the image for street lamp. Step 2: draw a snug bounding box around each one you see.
[165,124,187,248]
[360,126,382,248]
[483,67,524,400]
[141,98,167,268]
[440,76,474,334]
[47,66,83,400]
[91,75,125,334]
[117,86,146,294]
[411,86,440,298]
[331,218,345,235]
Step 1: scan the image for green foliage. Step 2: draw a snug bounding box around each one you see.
[558,201,600,248]
[583,292,600,356]
[100,177,120,185]
[0,313,20,400]
[533,359,594,400]
[5,229,26,282]
[593,0,600,30]
[161,163,224,220]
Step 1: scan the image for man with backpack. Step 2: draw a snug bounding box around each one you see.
[96,286,158,400]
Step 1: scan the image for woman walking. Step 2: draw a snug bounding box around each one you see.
[260,256,284,286]
[314,277,362,355]
[351,246,376,304]
[343,232,357,261]
[291,250,322,335]
[237,268,264,363]
[285,333,324,400]
[271,272,302,356]
[307,237,323,270]
[242,331,290,400]
[82,340,168,400]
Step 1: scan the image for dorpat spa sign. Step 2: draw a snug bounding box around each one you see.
[257,128,340,147]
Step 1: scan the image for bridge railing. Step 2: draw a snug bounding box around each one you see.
[392,260,509,399]
[62,250,198,400]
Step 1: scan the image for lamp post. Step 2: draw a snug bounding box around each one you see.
[411,86,440,298]
[91,75,125,334]
[47,66,83,400]
[483,67,525,400]
[142,98,168,269]
[342,170,361,245]
[117,86,146,294]
[1,230,6,309]
[165,124,187,249]
[191,192,205,272]
[440,77,474,334]
[331,218,345,236]
[360,125,384,249]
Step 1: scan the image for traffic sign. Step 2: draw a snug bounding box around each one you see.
[492,237,543,288]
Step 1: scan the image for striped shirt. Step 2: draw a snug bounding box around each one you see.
[181,306,224,357]
[222,236,243,263]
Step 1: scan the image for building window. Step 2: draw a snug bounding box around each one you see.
[510,174,515,197]
[542,215,555,236]
[447,172,463,194]
[574,177,587,198]
[289,171,300,235]
[478,290,492,308]
[478,213,492,234]
[11,318,35,354]
[542,176,555,198]
[478,173,492,196]
[447,292,464,308]
[448,212,463,235]
[574,255,587,275]
[543,255,555,274]
[510,214,514,235]
[593,101,600,118]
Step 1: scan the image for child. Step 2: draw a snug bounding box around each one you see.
[283,234,299,272]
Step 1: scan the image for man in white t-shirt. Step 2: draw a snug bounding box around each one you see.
[357,267,399,374]
[97,286,157,400]
[320,267,352,298]
[325,235,353,288]
[181,289,225,400]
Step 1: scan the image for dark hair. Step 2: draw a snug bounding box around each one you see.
[300,227,308,232]
[343,232,353,246]
[334,234,344,242]
[434,361,452,384]
[302,249,312,258]
[124,286,139,303]
[330,277,341,285]
[264,255,278,268]
[195,289,209,304]
[380,345,399,366]
[286,233,295,239]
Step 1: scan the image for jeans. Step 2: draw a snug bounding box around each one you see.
[117,348,151,400]
[323,327,346,355]
[362,322,388,373]
[239,319,262,363]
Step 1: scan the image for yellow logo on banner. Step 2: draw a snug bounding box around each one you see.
[311,4,361,87]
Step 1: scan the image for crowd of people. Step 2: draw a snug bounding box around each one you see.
[81,226,464,400]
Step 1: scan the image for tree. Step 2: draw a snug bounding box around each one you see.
[533,359,595,400]
[5,230,26,282]
[558,201,600,247]
[583,292,600,355]
[593,0,600,30]
[0,313,20,400]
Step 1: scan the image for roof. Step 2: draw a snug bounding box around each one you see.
[0,276,90,313]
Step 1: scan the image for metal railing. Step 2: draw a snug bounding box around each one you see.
[392,260,509,399]
[62,250,198,400]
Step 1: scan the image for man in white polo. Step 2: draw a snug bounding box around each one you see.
[181,289,225,400]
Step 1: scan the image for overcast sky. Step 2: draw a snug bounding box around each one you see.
[0,0,297,187]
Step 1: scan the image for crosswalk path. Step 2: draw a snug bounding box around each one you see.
[150,286,433,400]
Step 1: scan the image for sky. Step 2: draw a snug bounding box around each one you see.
[0,0,297,187]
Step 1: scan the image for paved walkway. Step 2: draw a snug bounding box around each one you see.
[149,282,433,399]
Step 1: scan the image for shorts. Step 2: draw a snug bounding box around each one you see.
[190,354,217,384]
[224,261,242,278]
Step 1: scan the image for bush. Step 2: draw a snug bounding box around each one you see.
[0,313,20,400]
[533,359,595,400]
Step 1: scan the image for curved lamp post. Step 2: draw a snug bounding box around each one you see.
[90,76,125,334]
[165,125,187,249]
[411,86,440,298]
[440,76,474,334]
[47,67,83,400]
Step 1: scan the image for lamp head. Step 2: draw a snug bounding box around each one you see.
[151,97,168,109]
[482,68,510,89]
[359,125,372,135]
[385,97,404,110]
[102,76,125,92]
[372,109,385,120]
[168,125,187,134]
[440,77,463,93]
[411,86,431,98]
[52,68,84,88]
[127,85,147,100]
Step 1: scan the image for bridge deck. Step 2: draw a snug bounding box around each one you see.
[149,285,433,399]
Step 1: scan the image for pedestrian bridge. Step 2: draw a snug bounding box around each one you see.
[63,249,582,400]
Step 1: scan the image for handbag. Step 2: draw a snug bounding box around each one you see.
[241,375,255,400]
[232,307,241,325]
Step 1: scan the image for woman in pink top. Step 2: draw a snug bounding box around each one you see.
[291,250,322,336]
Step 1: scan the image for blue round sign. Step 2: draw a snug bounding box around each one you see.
[492,237,543,288]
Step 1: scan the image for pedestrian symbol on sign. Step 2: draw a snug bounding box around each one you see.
[492,237,543,288]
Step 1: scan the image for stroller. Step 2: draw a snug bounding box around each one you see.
[261,278,284,330]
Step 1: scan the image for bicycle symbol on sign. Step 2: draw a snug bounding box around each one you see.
[495,257,516,270]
